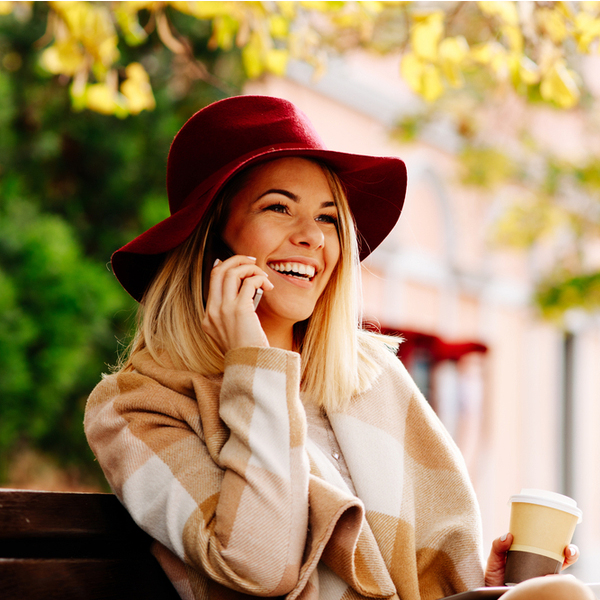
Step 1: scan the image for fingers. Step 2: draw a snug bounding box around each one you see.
[222,267,269,306]
[210,256,272,308]
[484,533,513,587]
[202,255,273,352]
[496,532,513,551]
[563,544,579,569]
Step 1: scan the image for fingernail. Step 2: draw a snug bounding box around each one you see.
[501,533,508,542]
[247,256,256,261]
[213,259,221,267]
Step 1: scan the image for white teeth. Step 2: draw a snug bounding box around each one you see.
[269,262,316,279]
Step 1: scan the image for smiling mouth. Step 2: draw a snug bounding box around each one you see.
[268,261,316,281]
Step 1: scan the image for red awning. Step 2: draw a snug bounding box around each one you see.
[370,326,488,362]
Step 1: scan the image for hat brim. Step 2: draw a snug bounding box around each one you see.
[112,145,407,302]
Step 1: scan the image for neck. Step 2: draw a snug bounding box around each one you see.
[262,322,295,352]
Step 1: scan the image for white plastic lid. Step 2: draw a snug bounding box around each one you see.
[510,488,583,523]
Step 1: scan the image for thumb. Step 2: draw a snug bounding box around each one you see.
[485,533,513,587]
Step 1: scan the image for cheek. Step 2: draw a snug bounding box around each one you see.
[224,218,266,253]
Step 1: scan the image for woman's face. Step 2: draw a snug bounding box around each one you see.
[222,157,341,331]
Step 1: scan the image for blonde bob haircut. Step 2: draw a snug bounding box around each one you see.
[118,158,390,412]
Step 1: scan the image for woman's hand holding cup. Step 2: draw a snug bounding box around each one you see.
[485,534,580,587]
[485,489,583,588]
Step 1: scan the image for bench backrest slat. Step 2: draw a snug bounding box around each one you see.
[0,489,180,600]
[2,557,182,600]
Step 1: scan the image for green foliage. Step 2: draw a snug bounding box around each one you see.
[492,199,564,249]
[459,145,517,189]
[574,159,600,191]
[0,4,246,484]
[392,114,425,143]
[0,195,123,474]
[536,271,600,323]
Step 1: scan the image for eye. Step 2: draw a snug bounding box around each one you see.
[316,213,338,226]
[265,202,289,214]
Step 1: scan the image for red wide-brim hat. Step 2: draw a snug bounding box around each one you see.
[112,95,408,301]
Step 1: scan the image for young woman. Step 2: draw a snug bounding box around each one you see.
[84,95,591,600]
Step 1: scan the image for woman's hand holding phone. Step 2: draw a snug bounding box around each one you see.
[202,255,273,353]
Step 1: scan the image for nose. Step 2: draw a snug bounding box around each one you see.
[289,216,325,249]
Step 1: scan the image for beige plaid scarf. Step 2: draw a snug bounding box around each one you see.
[85,343,484,600]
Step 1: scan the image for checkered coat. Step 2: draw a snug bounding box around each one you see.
[84,342,484,600]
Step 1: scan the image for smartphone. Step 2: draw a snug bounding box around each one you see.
[202,235,263,310]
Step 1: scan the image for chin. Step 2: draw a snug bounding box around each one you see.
[259,299,316,325]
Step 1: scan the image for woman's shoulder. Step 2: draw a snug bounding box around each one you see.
[358,330,405,370]
[84,353,222,439]
[86,371,120,407]
[356,330,417,391]
[86,351,203,413]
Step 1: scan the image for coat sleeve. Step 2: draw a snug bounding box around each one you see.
[84,347,310,597]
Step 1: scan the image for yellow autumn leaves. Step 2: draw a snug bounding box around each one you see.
[401,11,467,103]
[36,0,294,114]
[400,1,600,108]
[2,1,600,115]
[37,1,155,116]
[172,1,291,78]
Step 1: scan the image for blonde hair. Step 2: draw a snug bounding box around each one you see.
[117,159,395,411]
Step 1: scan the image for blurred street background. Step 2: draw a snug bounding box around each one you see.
[1,0,599,583]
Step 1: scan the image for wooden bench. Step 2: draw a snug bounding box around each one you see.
[0,488,180,599]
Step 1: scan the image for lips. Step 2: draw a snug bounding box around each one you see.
[267,261,316,281]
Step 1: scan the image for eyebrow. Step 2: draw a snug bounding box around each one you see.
[257,188,336,209]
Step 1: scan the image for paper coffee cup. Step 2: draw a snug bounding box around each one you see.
[504,489,582,585]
